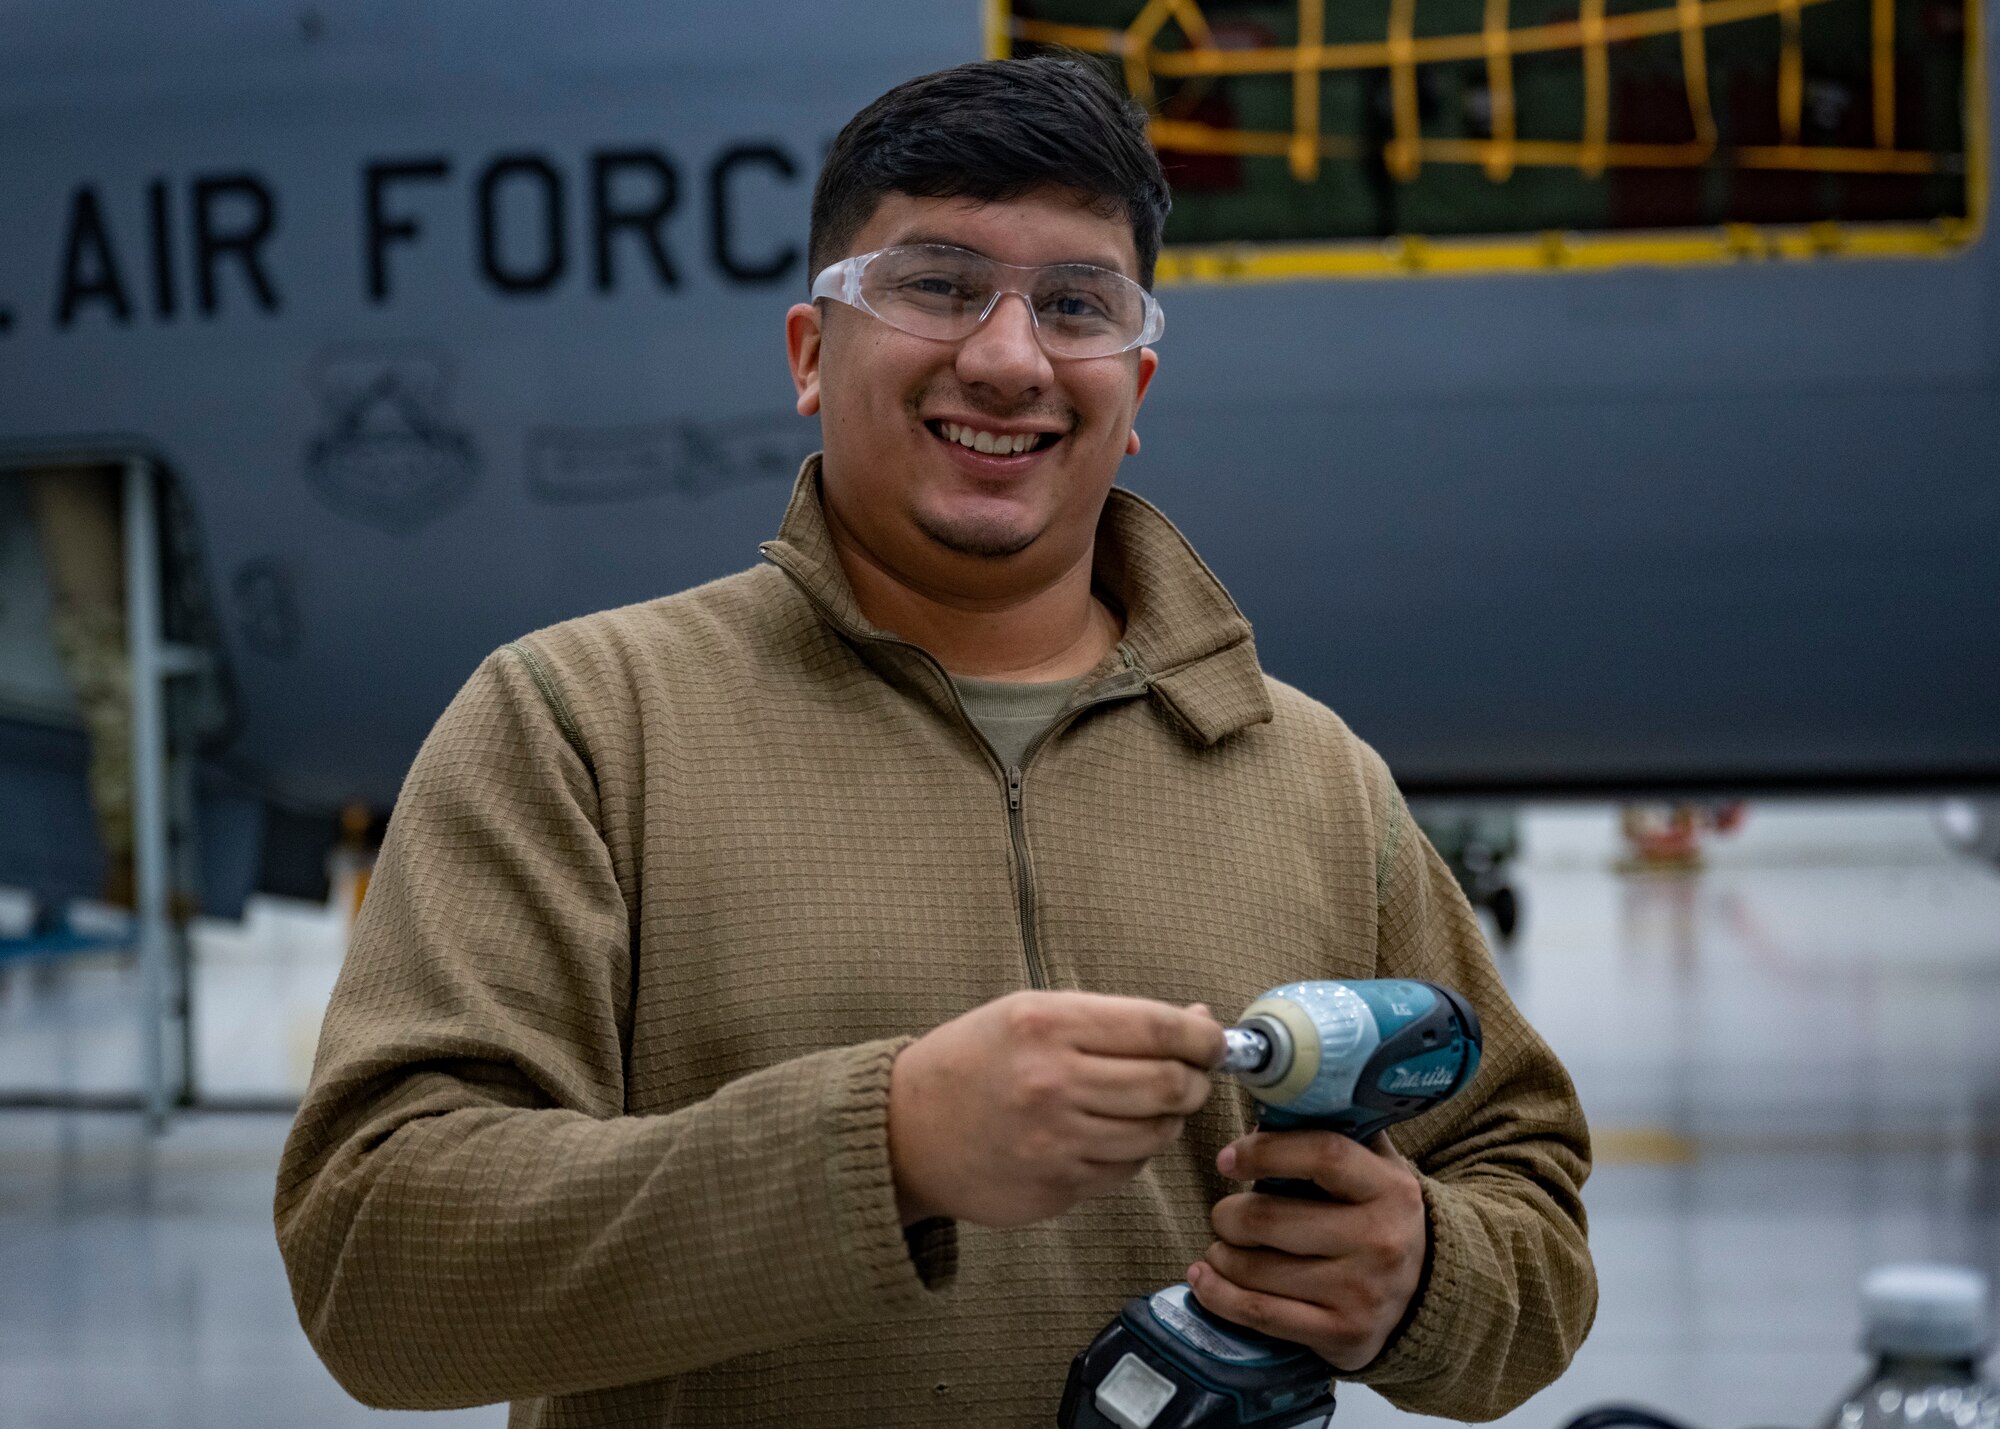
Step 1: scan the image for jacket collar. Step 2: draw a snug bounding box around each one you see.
[759,455,1274,745]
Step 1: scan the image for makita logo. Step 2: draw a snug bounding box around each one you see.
[1386,1065,1456,1094]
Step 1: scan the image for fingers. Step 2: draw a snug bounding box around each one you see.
[1074,1111,1189,1164]
[1217,1130,1400,1201]
[1184,1260,1338,1352]
[1198,1240,1330,1302]
[1070,1157,1154,1201]
[1069,1051,1214,1119]
[1060,993,1227,1069]
[1208,1190,1367,1258]
[998,1099,1190,1176]
[1186,1256,1395,1372]
[1017,1108,1189,1167]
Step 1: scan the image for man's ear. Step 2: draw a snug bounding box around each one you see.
[1126,345,1160,455]
[786,302,823,417]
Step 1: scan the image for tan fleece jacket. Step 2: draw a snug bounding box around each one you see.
[274,459,1596,1426]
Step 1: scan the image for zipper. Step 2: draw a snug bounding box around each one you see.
[764,548,1149,990]
[1004,764,1043,988]
[1001,657,1149,988]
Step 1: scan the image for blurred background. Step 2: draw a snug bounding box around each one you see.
[0,2,1994,1426]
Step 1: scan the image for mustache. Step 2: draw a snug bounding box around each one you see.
[909,383,1076,432]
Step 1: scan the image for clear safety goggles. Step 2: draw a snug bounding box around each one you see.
[810,243,1165,360]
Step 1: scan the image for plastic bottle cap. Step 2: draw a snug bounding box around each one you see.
[1861,1264,1990,1358]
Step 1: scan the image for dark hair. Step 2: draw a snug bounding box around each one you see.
[809,55,1171,289]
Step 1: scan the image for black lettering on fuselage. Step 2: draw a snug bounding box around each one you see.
[590,148,679,292]
[707,142,800,286]
[53,185,134,328]
[364,157,451,304]
[35,138,817,326]
[193,173,280,315]
[147,178,177,320]
[477,153,566,295]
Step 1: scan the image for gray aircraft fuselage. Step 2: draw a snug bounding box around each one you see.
[1,1,1995,882]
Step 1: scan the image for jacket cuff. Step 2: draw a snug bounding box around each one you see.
[1343,1171,1473,1392]
[824,1036,959,1303]
[902,1218,959,1289]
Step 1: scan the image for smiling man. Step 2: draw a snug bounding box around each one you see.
[276,57,1596,1428]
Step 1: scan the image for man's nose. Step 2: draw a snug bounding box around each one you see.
[955,291,1054,396]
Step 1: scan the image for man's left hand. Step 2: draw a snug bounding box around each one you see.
[1185,1130,1427,1372]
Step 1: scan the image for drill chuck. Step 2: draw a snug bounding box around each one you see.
[1218,1026,1269,1074]
[1218,1026,1275,1079]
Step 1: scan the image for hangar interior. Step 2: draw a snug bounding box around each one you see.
[4,801,1998,1428]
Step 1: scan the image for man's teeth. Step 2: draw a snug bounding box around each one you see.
[939,421,1044,455]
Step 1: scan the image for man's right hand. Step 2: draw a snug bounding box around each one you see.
[887,990,1225,1228]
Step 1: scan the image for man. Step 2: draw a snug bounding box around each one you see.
[276,57,1595,1426]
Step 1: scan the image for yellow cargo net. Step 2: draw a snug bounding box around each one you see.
[1006,0,1962,183]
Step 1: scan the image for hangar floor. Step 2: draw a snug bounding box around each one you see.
[2,800,1997,1428]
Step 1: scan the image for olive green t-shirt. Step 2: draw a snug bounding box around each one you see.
[951,673,1087,772]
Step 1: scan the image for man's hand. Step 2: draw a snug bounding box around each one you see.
[1186,1130,1427,1371]
[888,991,1224,1229]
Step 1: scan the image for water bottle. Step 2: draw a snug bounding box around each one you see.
[1821,1266,2000,1429]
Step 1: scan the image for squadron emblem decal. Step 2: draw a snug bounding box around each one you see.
[304,347,480,534]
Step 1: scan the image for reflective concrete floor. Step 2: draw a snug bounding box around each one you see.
[2,801,1997,1428]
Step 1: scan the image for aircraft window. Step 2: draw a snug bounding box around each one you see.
[994,0,1982,278]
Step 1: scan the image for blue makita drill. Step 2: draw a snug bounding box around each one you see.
[1059,979,1483,1429]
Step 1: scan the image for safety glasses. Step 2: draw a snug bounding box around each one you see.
[810,243,1165,359]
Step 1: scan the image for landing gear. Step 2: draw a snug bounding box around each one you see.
[1410,803,1523,946]
[1488,882,1520,944]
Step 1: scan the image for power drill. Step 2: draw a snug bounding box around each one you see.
[1058,979,1483,1429]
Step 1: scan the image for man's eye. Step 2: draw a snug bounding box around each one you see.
[1042,292,1109,320]
[903,275,977,299]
